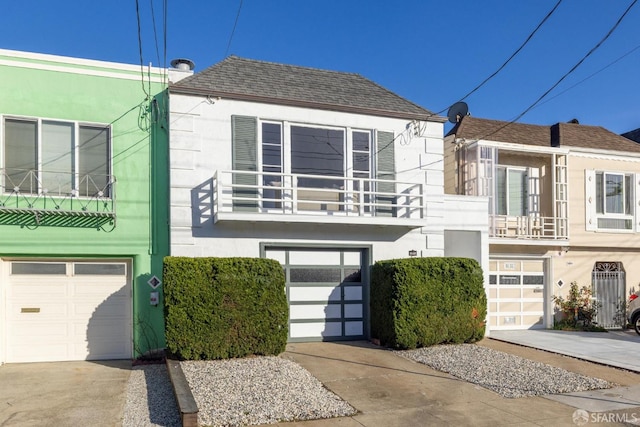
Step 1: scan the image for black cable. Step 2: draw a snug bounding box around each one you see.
[445,0,563,115]
[532,42,640,111]
[135,0,149,97]
[480,0,638,141]
[225,0,244,57]
[149,0,161,68]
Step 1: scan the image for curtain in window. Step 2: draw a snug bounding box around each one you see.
[605,173,623,214]
[79,126,109,197]
[42,121,74,193]
[4,119,37,192]
[508,169,526,216]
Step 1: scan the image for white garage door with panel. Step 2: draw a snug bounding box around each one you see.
[265,247,366,341]
[488,259,545,330]
[4,260,131,363]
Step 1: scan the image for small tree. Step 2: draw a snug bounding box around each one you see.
[552,282,599,328]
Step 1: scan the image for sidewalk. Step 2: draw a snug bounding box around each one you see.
[276,340,640,426]
[490,329,640,372]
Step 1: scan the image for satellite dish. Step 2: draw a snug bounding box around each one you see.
[447,101,469,124]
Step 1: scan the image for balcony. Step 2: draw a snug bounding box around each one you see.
[213,170,426,227]
[490,215,568,241]
[0,169,116,228]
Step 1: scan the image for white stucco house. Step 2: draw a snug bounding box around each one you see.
[167,56,489,341]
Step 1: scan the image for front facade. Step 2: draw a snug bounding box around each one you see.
[0,49,169,363]
[168,56,488,342]
[446,116,640,331]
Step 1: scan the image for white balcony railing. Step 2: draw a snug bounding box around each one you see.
[213,170,426,226]
[0,168,116,226]
[490,215,568,240]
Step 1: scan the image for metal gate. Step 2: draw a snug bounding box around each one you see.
[592,262,625,328]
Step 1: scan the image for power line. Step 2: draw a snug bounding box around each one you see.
[480,0,638,140]
[149,0,161,68]
[441,0,563,114]
[134,0,149,97]
[225,0,244,57]
[532,42,640,110]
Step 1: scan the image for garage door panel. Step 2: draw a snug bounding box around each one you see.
[71,282,127,296]
[290,304,341,320]
[273,248,367,341]
[289,250,341,265]
[9,280,68,297]
[343,286,362,300]
[289,286,341,302]
[489,258,545,330]
[290,322,342,338]
[345,321,363,336]
[6,261,132,362]
[343,251,361,265]
[344,304,362,318]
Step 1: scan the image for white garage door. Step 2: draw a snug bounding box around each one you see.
[5,260,132,363]
[488,259,545,330]
[265,248,366,341]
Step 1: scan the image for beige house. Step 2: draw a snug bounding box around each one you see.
[445,116,640,331]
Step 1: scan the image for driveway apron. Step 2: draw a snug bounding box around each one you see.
[0,360,130,427]
[280,341,604,426]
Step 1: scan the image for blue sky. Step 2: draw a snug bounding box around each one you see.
[2,0,639,133]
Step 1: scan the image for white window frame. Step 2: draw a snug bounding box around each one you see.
[495,165,528,216]
[586,169,637,232]
[1,115,112,198]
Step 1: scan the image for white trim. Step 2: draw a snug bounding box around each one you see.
[0,55,165,83]
[0,48,165,75]
[569,150,640,162]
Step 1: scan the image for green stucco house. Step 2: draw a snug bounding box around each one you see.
[0,49,169,362]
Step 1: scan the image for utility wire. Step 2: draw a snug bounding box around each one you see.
[440,0,563,114]
[532,42,640,110]
[225,0,244,57]
[149,0,161,68]
[480,0,638,140]
[135,0,149,97]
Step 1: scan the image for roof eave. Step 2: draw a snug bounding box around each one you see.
[169,85,446,122]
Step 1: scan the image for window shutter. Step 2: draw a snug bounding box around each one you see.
[231,115,258,211]
[376,130,395,217]
[585,169,596,231]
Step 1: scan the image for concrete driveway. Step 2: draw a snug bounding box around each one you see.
[0,360,131,427]
[490,329,640,372]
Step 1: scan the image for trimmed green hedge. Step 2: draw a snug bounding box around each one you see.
[371,257,486,349]
[163,257,288,359]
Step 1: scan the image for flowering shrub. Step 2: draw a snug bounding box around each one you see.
[552,282,600,328]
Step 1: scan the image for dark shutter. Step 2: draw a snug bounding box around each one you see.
[376,130,396,217]
[231,115,258,211]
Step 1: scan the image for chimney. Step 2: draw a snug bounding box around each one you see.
[550,124,560,147]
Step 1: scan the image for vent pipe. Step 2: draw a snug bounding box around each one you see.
[170,58,195,71]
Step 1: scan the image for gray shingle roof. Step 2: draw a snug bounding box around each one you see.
[448,116,640,154]
[170,56,443,121]
[622,128,640,143]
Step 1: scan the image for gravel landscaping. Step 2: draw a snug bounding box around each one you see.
[398,343,615,398]
[181,356,357,426]
[123,343,618,425]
